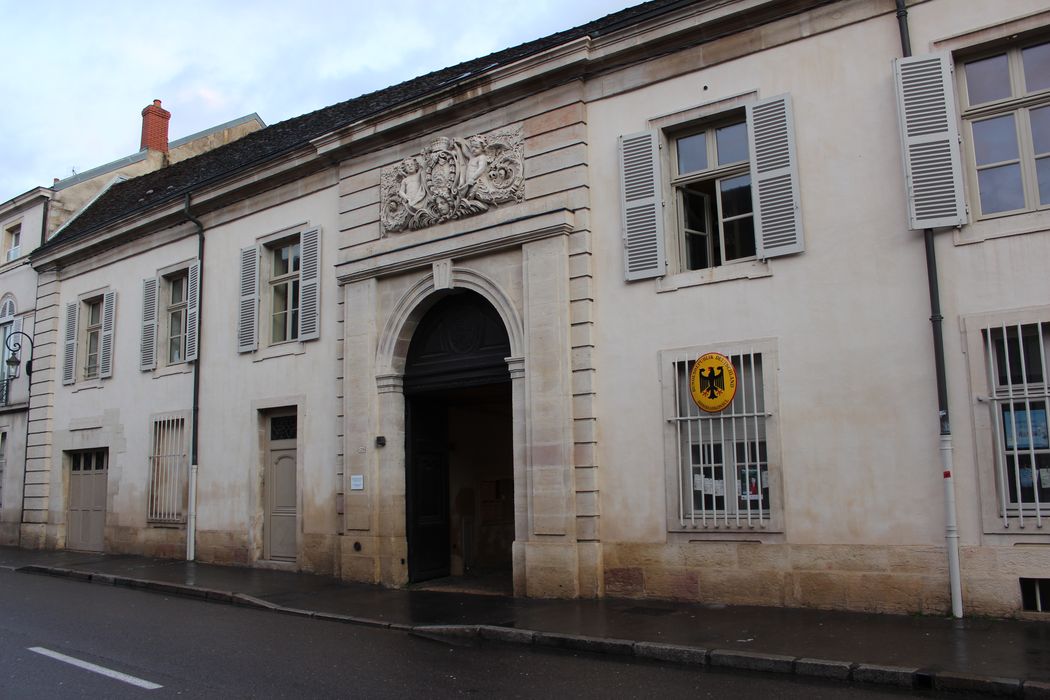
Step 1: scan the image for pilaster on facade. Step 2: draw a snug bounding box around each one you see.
[21,269,59,540]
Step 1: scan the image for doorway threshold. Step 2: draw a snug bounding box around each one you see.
[409,569,512,597]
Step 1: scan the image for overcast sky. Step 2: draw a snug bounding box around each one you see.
[0,0,633,201]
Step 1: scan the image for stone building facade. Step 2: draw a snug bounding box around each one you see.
[0,104,262,546]
[11,0,1050,616]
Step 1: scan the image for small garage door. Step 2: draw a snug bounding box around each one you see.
[67,449,108,552]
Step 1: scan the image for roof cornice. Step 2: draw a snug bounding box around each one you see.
[36,0,845,264]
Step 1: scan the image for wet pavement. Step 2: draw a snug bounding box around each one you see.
[2,546,1049,694]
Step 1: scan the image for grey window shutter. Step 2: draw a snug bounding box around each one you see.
[99,290,116,379]
[62,302,78,385]
[9,317,22,378]
[140,277,158,371]
[298,228,321,341]
[619,130,665,280]
[185,261,200,361]
[238,246,259,353]
[747,94,804,258]
[893,53,967,229]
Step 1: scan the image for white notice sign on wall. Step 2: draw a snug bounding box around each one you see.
[350,475,364,491]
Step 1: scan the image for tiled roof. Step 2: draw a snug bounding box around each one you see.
[38,0,688,253]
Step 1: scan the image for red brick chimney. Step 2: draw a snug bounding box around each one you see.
[140,99,171,153]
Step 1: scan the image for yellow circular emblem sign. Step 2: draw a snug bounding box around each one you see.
[689,352,738,413]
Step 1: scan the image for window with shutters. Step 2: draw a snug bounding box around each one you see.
[958,40,1050,219]
[661,338,782,532]
[269,238,300,344]
[141,263,199,372]
[166,273,189,363]
[237,227,320,354]
[618,94,804,283]
[63,290,116,386]
[671,115,755,270]
[83,298,103,380]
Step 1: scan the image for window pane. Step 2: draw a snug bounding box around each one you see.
[965,53,1011,105]
[690,444,725,513]
[169,337,182,363]
[1004,452,1050,507]
[272,312,287,343]
[719,175,753,218]
[681,187,710,233]
[1002,402,1048,450]
[977,164,1025,213]
[677,132,707,175]
[170,277,185,304]
[270,415,297,440]
[88,301,101,326]
[1023,42,1050,94]
[722,217,756,261]
[168,310,185,363]
[973,114,1019,165]
[1037,157,1050,206]
[169,310,184,339]
[273,247,290,276]
[715,122,748,166]
[290,244,301,273]
[1032,106,1050,155]
[684,233,710,270]
[992,325,1045,386]
[291,281,300,340]
[736,442,769,511]
[273,282,288,314]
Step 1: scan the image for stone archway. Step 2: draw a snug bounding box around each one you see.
[369,265,527,594]
[402,291,513,586]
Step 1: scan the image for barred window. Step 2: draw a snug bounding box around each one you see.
[147,414,188,523]
[984,322,1050,526]
[666,346,776,530]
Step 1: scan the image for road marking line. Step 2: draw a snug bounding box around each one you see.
[28,647,163,690]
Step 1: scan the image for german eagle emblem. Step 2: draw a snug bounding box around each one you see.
[698,366,724,399]
[688,352,738,413]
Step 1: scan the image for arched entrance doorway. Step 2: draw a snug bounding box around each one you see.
[403,290,513,589]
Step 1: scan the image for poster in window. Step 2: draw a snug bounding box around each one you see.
[1003,408,1049,449]
[736,467,764,502]
[692,474,724,496]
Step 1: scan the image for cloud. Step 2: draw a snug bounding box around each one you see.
[0,0,632,198]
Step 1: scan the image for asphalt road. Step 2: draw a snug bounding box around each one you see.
[0,569,960,698]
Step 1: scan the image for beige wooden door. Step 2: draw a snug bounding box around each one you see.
[67,450,107,552]
[264,415,297,561]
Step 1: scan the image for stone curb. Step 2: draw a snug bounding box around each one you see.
[13,564,1041,697]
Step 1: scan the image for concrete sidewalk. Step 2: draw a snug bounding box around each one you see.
[1,546,1047,697]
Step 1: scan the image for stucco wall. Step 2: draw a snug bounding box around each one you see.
[584,0,1050,614]
[45,180,342,572]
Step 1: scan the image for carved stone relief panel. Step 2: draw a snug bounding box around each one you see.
[380,126,525,233]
